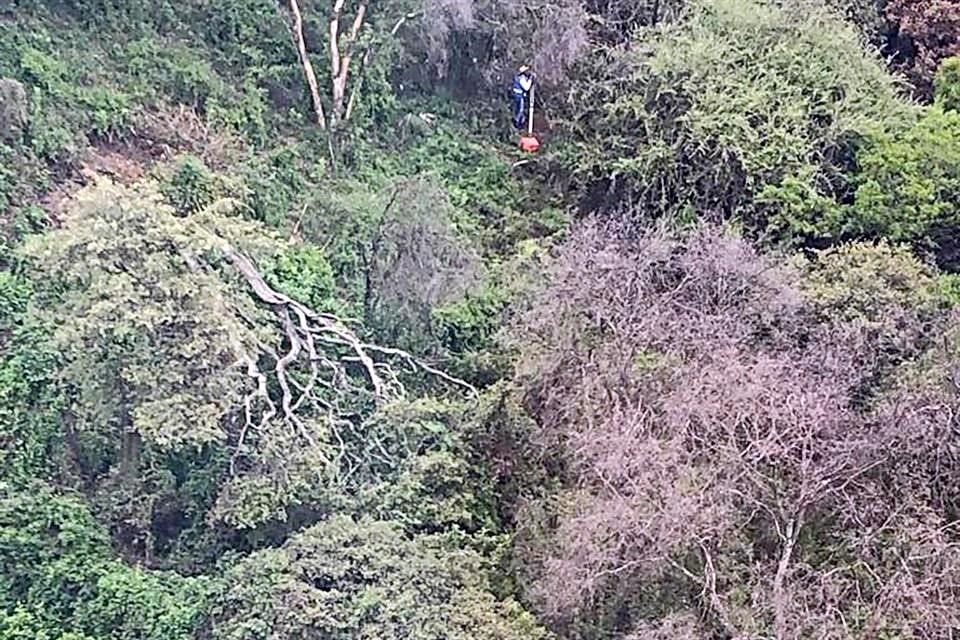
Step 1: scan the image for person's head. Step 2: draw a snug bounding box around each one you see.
[518,64,531,77]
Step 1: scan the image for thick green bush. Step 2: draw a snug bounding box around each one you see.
[564,0,911,240]
[265,244,339,313]
[936,56,960,112]
[0,486,215,640]
[209,515,547,640]
[836,107,960,266]
[161,155,215,214]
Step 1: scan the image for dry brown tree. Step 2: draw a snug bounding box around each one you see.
[512,220,960,639]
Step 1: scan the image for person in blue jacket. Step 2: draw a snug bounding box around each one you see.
[511,65,534,130]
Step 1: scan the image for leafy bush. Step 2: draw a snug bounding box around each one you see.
[0,486,215,640]
[0,486,110,617]
[241,140,327,227]
[563,0,911,240]
[161,155,215,214]
[837,106,960,266]
[72,561,215,640]
[936,55,960,111]
[76,85,132,141]
[0,605,95,640]
[801,240,948,316]
[208,515,547,640]
[0,144,15,215]
[265,244,339,313]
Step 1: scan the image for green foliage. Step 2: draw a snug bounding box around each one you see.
[0,485,110,616]
[564,0,911,238]
[14,179,336,546]
[432,239,549,384]
[347,398,499,534]
[72,560,215,640]
[0,270,30,330]
[800,240,949,321]
[837,107,960,265]
[15,45,133,158]
[0,605,96,640]
[0,8,280,168]
[0,271,62,485]
[208,515,548,640]
[356,124,562,254]
[0,145,15,216]
[161,155,215,214]
[21,0,294,72]
[264,244,339,313]
[935,56,960,112]
[77,86,132,141]
[21,180,254,451]
[0,485,214,640]
[240,140,327,227]
[0,324,62,485]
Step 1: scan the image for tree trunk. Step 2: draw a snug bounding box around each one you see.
[329,0,368,126]
[773,517,800,640]
[288,0,327,130]
[119,401,141,482]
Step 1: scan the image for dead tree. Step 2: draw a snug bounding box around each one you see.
[284,0,420,130]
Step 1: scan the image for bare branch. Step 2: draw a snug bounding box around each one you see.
[287,0,327,130]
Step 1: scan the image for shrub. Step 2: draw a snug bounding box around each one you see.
[936,55,960,112]
[838,106,960,266]
[563,0,911,241]
[161,155,215,214]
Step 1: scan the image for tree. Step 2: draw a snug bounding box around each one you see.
[511,220,960,638]
[282,0,470,131]
[208,515,547,640]
[18,179,473,557]
[561,0,910,240]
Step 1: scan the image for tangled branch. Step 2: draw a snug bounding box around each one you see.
[218,243,475,471]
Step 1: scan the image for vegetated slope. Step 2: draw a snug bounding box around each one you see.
[1,0,960,639]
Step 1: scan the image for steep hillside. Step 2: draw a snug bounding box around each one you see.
[2,0,960,638]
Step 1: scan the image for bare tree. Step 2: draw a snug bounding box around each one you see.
[512,220,960,638]
[283,0,428,131]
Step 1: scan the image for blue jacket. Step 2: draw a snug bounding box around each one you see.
[511,73,533,129]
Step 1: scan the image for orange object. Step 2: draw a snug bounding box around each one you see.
[518,77,540,153]
[519,135,540,153]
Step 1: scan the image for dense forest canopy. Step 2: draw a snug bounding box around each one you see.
[0,0,959,638]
